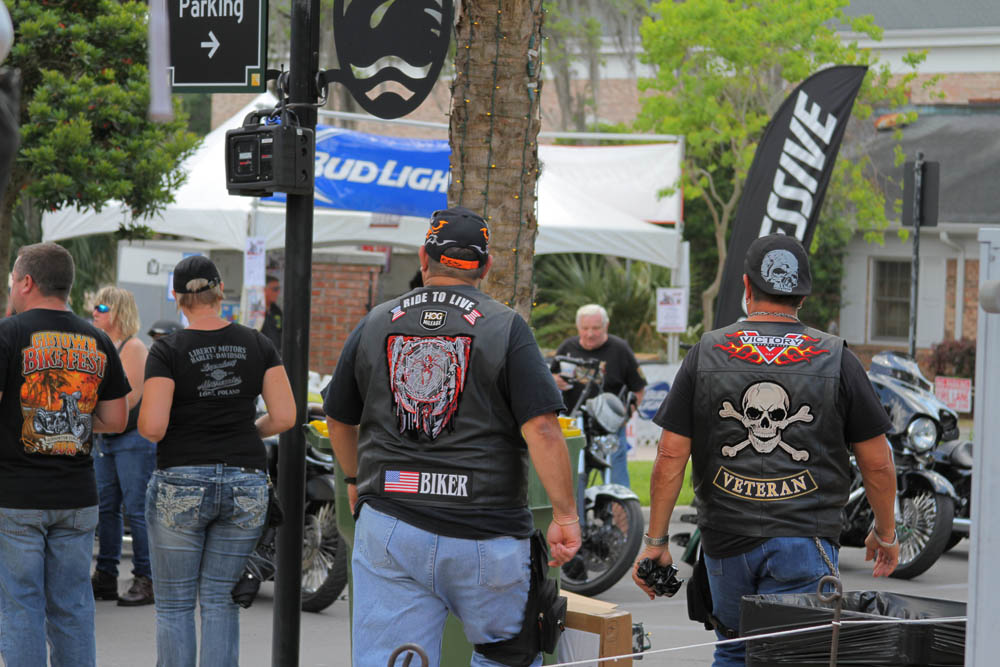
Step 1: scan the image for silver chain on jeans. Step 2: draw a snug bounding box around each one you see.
[813,537,839,577]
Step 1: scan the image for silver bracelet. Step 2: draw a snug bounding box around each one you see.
[642,533,669,547]
[873,529,898,548]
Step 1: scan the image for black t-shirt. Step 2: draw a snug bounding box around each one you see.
[325,309,565,539]
[0,309,130,509]
[261,303,282,352]
[145,323,281,470]
[653,336,892,558]
[549,334,646,412]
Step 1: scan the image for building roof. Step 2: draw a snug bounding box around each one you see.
[860,109,1000,224]
[843,0,1000,32]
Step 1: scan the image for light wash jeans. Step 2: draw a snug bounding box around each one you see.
[704,536,839,667]
[95,430,157,577]
[351,504,540,667]
[608,425,631,487]
[145,465,267,667]
[0,505,99,667]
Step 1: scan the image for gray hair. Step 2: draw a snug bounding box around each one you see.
[575,304,609,326]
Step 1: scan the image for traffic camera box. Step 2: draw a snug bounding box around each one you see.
[226,123,314,197]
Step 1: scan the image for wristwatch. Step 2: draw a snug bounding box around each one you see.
[642,533,669,547]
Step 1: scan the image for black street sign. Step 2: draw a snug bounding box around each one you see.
[168,0,268,93]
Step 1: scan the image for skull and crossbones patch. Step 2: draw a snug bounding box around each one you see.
[719,382,813,461]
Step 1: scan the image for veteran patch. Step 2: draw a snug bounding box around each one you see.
[712,466,818,501]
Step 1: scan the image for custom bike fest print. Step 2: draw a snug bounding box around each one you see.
[20,331,108,455]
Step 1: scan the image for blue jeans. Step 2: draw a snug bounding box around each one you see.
[0,505,99,666]
[704,536,839,667]
[95,430,156,578]
[608,425,631,487]
[145,465,268,667]
[351,504,540,667]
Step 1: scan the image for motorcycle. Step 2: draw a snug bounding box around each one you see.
[235,427,349,612]
[840,351,960,579]
[929,438,972,551]
[554,355,645,597]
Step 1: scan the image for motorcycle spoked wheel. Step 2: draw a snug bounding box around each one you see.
[890,484,955,580]
[560,496,643,597]
[300,501,348,612]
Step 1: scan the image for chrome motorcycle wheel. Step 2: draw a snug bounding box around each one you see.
[300,501,348,612]
[560,496,643,597]
[891,485,954,580]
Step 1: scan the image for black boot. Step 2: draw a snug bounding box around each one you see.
[117,575,154,606]
[91,570,119,601]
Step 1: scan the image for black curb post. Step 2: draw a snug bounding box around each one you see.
[273,0,319,664]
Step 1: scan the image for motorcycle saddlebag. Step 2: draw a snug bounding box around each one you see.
[740,591,966,666]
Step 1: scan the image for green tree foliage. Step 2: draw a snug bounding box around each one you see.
[635,0,927,330]
[1,0,200,314]
[531,253,672,353]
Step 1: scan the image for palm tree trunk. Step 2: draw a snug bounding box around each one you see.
[448,0,543,320]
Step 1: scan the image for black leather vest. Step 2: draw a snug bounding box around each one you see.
[692,321,848,538]
[354,286,528,509]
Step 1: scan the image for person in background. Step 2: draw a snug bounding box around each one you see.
[551,304,646,490]
[0,243,129,666]
[260,275,282,352]
[90,286,157,606]
[139,255,295,667]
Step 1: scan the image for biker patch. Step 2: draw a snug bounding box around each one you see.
[714,330,828,365]
[712,466,818,501]
[382,465,473,499]
[387,335,471,438]
[420,309,447,330]
[19,330,108,455]
[719,382,813,461]
[390,290,484,327]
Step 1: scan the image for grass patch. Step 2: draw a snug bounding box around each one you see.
[584,460,694,507]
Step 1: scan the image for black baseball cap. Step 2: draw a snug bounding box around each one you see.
[423,207,490,270]
[173,255,221,293]
[744,234,812,297]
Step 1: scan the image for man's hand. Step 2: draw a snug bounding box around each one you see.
[632,544,673,600]
[552,372,571,392]
[864,528,899,577]
[546,519,581,566]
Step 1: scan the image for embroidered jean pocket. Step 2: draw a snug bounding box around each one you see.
[232,485,268,530]
[153,481,205,531]
[478,536,529,592]
[0,509,42,535]
[357,506,396,568]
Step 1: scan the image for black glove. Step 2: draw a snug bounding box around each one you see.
[636,558,683,597]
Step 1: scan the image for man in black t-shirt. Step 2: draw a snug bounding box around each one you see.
[0,243,129,666]
[550,304,646,488]
[324,208,580,667]
[260,275,282,352]
[631,235,899,667]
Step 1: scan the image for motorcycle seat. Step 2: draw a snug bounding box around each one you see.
[937,439,973,469]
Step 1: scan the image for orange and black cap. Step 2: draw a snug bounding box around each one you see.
[424,207,490,269]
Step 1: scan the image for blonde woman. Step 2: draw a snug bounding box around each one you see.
[139,255,295,666]
[90,286,156,606]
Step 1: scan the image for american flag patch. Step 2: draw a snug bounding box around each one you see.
[390,306,406,322]
[384,470,420,493]
[463,309,483,326]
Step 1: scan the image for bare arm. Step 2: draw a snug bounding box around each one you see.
[327,417,359,511]
[632,429,690,599]
[92,397,128,434]
[138,377,174,442]
[854,434,899,576]
[522,412,581,566]
[255,365,296,438]
[118,337,148,410]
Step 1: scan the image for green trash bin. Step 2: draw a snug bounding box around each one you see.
[322,424,584,666]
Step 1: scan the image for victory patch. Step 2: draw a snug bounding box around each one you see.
[715,330,828,365]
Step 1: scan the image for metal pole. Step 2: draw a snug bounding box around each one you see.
[908,152,923,358]
[272,0,318,664]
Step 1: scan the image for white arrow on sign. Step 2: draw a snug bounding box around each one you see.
[200,31,220,59]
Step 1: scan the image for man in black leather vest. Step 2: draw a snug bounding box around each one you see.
[324,207,581,667]
[632,234,899,667]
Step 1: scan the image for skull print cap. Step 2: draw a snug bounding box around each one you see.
[744,234,812,297]
[424,207,490,270]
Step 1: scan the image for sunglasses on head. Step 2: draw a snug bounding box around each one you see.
[94,304,110,313]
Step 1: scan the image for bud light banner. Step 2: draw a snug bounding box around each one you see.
[267,127,449,217]
[714,65,868,328]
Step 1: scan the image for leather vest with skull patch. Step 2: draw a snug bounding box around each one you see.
[692,321,848,539]
[353,286,529,510]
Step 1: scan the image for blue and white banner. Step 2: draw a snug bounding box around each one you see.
[267,127,449,218]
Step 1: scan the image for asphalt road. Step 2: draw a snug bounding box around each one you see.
[94,508,970,666]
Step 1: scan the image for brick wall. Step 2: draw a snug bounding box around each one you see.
[945,258,957,340]
[963,259,980,340]
[309,254,382,374]
[900,72,1000,105]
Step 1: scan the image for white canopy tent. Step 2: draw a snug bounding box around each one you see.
[43,94,682,267]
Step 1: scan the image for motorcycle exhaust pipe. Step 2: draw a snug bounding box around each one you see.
[953,518,971,534]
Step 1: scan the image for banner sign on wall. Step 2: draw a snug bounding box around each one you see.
[714,65,868,328]
[656,287,688,333]
[267,127,449,218]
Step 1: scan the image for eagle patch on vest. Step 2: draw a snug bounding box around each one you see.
[718,381,813,461]
[387,335,471,438]
[714,330,829,365]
